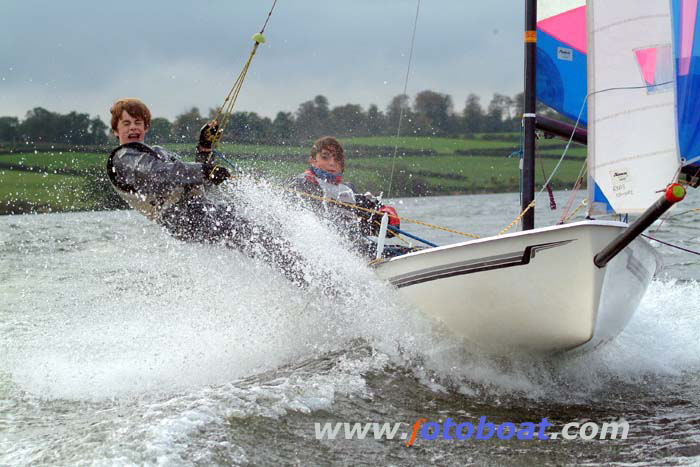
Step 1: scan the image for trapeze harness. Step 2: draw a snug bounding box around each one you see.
[107,142,207,222]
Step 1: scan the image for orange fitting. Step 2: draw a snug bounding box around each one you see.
[666,183,686,203]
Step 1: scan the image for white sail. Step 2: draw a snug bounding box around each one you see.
[587,0,681,214]
[537,0,584,22]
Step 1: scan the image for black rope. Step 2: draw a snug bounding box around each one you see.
[641,234,700,256]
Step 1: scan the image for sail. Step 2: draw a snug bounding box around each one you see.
[536,1,587,123]
[587,0,681,215]
[672,0,700,173]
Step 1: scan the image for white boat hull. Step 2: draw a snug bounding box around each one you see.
[374,220,659,354]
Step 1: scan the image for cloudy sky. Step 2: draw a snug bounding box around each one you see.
[1,1,524,123]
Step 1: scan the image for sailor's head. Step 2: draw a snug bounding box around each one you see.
[309,136,344,175]
[111,98,151,145]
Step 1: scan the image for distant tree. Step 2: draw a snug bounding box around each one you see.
[386,94,412,134]
[60,111,93,144]
[513,91,525,117]
[88,116,109,145]
[330,103,366,137]
[172,107,204,142]
[144,117,171,145]
[0,116,20,143]
[414,90,452,135]
[296,95,331,140]
[295,101,316,140]
[366,104,384,136]
[313,95,330,119]
[463,93,484,134]
[484,93,511,132]
[226,111,271,143]
[271,111,295,144]
[20,107,60,143]
[446,114,463,136]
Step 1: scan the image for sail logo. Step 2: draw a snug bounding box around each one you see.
[611,168,634,198]
[557,46,573,61]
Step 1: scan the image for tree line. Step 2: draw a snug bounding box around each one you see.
[0,90,556,147]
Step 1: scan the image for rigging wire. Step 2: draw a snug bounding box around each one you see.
[210,0,279,149]
[641,234,700,256]
[387,0,421,198]
[558,158,588,223]
[259,0,278,33]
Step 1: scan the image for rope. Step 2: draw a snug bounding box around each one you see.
[641,234,700,256]
[387,0,421,198]
[667,207,700,219]
[212,47,259,147]
[537,145,556,209]
[289,188,481,239]
[560,198,587,224]
[210,0,279,148]
[558,158,588,223]
[213,153,479,240]
[499,201,535,235]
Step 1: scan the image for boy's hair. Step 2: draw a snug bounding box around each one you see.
[310,136,344,169]
[110,98,152,131]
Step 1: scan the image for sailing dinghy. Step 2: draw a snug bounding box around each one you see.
[374,0,697,354]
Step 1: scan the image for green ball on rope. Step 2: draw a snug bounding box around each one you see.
[252,32,266,44]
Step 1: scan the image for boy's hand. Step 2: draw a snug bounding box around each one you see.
[198,120,222,151]
[202,162,231,185]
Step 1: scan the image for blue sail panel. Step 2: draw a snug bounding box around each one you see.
[591,179,615,215]
[536,30,588,124]
[672,0,700,169]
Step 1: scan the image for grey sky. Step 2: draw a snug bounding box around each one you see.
[1,1,524,124]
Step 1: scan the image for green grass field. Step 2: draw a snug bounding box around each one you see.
[0,152,105,173]
[0,170,96,213]
[0,134,588,214]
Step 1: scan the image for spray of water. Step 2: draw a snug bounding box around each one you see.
[2,177,438,401]
[2,178,699,406]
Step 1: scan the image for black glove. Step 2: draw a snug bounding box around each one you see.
[202,162,231,185]
[198,120,222,150]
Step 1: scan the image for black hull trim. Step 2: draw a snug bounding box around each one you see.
[390,240,574,288]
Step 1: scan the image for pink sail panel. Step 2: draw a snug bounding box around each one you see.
[635,46,674,88]
[537,5,587,54]
[635,48,658,86]
[680,0,698,76]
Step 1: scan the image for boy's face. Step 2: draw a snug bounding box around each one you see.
[309,147,342,174]
[113,110,148,144]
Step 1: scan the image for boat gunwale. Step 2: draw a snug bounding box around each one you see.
[376,219,630,264]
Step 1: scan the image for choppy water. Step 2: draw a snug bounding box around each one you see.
[2,185,700,466]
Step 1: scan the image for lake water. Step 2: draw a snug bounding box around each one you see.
[2,185,700,465]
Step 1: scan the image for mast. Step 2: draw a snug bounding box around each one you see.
[522,0,537,230]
